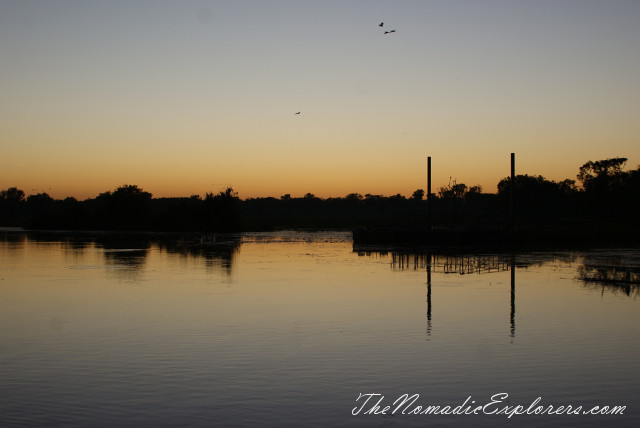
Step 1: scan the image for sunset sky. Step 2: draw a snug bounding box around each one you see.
[2,0,639,200]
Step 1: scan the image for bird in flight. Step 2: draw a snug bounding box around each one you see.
[384,30,396,34]
[295,112,301,115]
[379,22,383,27]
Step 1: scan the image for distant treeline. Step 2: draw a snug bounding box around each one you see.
[1,157,639,232]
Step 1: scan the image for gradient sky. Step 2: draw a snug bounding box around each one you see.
[2,0,639,199]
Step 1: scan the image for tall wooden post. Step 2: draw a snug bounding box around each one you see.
[427,156,432,231]
[510,153,515,226]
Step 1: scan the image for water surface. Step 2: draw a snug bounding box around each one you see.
[1,231,639,427]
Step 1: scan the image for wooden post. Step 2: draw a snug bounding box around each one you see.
[510,153,515,222]
[427,156,432,231]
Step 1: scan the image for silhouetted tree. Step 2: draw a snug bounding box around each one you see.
[203,187,240,231]
[577,157,627,191]
[497,174,557,196]
[0,187,26,226]
[497,174,577,217]
[112,184,152,201]
[468,185,482,194]
[628,166,640,192]
[0,187,25,202]
[26,192,53,203]
[577,157,639,217]
[438,179,467,199]
[436,179,472,221]
[89,184,153,230]
[26,193,54,210]
[23,193,65,229]
[557,179,577,193]
[7,155,640,233]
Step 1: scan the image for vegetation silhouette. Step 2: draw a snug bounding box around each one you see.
[354,157,640,246]
[1,157,639,245]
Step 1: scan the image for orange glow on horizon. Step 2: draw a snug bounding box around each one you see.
[2,2,639,202]
[7,151,636,201]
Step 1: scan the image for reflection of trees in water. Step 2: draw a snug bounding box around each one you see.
[578,252,640,297]
[95,236,151,281]
[355,250,640,339]
[1,231,240,279]
[155,235,240,277]
[361,249,639,300]
[96,234,240,279]
[1,232,93,251]
[582,279,639,298]
[103,249,150,281]
[1,232,95,267]
[57,238,93,251]
[0,232,28,246]
[579,265,640,284]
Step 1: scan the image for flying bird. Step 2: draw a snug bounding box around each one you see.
[379,22,383,27]
[295,112,301,115]
[384,30,396,34]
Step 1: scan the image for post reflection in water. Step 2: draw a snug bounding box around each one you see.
[426,253,432,337]
[3,232,640,427]
[390,252,515,337]
[510,256,516,339]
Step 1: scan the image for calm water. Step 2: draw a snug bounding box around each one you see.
[1,231,639,427]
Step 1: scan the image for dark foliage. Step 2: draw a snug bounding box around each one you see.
[2,158,639,232]
[575,157,640,217]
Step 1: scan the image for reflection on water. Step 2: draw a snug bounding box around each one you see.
[359,249,640,344]
[389,253,511,274]
[1,231,639,427]
[365,253,519,338]
[101,240,150,281]
[510,258,515,339]
[0,231,241,280]
[157,235,240,276]
[577,250,640,298]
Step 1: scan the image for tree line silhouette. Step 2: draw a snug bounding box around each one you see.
[1,157,639,233]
